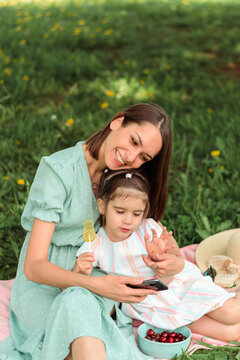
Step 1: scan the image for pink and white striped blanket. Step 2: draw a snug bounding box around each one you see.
[0,245,238,357]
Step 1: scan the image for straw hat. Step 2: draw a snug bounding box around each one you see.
[195,228,240,288]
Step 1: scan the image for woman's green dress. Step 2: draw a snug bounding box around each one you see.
[0,142,152,360]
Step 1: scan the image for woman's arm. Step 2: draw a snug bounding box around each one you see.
[24,218,158,303]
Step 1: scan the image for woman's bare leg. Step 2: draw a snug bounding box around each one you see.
[65,337,106,360]
[189,315,240,342]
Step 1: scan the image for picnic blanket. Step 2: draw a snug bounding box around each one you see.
[0,244,238,358]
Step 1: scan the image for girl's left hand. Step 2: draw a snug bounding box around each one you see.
[144,227,174,262]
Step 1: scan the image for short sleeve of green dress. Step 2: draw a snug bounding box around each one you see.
[0,142,152,360]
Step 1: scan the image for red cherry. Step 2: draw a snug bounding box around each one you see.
[160,336,167,343]
[174,337,181,342]
[145,336,152,340]
[181,335,186,340]
[169,332,177,338]
[147,329,155,337]
[155,333,161,341]
[167,337,174,343]
[160,331,169,338]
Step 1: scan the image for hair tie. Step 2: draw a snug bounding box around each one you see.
[125,173,132,179]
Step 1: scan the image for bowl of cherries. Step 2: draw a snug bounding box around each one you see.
[137,323,191,359]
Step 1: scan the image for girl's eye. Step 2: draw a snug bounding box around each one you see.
[134,213,142,217]
[131,136,138,146]
[116,210,124,214]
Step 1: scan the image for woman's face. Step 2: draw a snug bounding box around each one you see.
[101,117,163,170]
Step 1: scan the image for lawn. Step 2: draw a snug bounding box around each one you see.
[0,0,240,357]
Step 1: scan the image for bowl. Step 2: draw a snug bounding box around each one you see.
[137,323,191,359]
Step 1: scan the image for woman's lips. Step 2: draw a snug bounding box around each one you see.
[114,149,125,166]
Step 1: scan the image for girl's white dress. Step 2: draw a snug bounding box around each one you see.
[77,218,235,330]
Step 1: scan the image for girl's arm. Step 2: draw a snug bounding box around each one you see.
[24,218,158,303]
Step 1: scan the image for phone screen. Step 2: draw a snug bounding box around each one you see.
[127,279,168,291]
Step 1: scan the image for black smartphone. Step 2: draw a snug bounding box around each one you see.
[127,279,168,291]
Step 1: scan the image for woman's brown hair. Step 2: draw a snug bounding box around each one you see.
[85,103,172,221]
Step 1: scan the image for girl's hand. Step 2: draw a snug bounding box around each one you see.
[144,227,174,261]
[142,222,184,278]
[88,274,157,303]
[76,252,95,275]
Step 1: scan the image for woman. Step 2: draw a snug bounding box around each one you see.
[0,103,184,360]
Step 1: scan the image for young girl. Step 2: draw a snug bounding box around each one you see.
[76,169,240,343]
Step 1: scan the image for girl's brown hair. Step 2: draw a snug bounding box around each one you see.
[85,103,172,221]
[98,169,150,226]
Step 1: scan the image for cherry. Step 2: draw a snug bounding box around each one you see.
[160,336,167,343]
[169,332,176,338]
[160,331,169,338]
[167,337,174,343]
[147,329,155,337]
[174,337,181,342]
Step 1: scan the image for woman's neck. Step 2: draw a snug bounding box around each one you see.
[83,143,106,196]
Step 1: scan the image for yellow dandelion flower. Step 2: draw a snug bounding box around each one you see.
[208,168,213,173]
[146,91,153,98]
[78,20,86,26]
[4,68,12,76]
[101,102,109,109]
[66,118,74,127]
[220,165,224,170]
[22,76,30,81]
[182,0,189,4]
[0,79,3,84]
[3,176,9,180]
[17,179,25,185]
[106,90,115,97]
[143,69,150,74]
[140,79,145,84]
[123,59,129,64]
[207,108,212,114]
[0,49,3,54]
[19,39,26,45]
[15,140,21,145]
[165,64,171,70]
[104,29,113,36]
[211,150,220,157]
[36,13,42,18]
[15,26,22,32]
[74,28,81,35]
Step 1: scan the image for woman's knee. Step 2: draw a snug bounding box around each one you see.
[221,323,240,342]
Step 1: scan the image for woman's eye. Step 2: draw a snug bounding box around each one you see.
[131,136,138,146]
[141,154,148,162]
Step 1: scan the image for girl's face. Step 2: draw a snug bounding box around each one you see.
[100,117,163,170]
[98,194,146,242]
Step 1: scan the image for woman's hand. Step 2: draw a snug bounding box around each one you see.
[87,274,158,303]
[76,252,95,275]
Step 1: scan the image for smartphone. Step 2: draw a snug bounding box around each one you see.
[127,279,168,291]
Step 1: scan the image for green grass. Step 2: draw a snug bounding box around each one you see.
[0,0,240,356]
